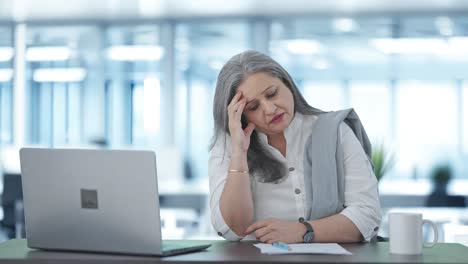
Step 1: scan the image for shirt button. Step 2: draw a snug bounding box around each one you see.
[289,167,295,172]
[298,217,305,223]
[217,232,223,236]
[294,188,301,194]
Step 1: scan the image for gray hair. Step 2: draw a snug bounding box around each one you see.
[211,50,322,183]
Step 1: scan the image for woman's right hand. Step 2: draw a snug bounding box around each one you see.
[228,91,256,155]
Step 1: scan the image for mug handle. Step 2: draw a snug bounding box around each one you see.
[422,219,438,248]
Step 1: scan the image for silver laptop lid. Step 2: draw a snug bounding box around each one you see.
[19,148,163,255]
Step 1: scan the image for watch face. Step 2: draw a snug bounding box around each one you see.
[304,232,314,243]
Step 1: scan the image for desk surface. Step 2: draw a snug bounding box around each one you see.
[0,239,467,264]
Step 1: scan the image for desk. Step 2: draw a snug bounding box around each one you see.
[0,239,467,263]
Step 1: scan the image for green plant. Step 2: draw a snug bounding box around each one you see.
[430,164,452,185]
[371,143,395,182]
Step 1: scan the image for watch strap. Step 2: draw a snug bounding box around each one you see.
[301,221,315,243]
[301,221,313,232]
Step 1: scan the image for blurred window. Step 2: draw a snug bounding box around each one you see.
[302,81,345,111]
[0,26,13,144]
[3,15,467,188]
[350,81,392,144]
[26,25,99,147]
[463,82,468,156]
[270,17,468,183]
[106,25,163,147]
[175,21,250,179]
[395,81,458,179]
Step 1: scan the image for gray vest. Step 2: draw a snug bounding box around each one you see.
[303,108,373,220]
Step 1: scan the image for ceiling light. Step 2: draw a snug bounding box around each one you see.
[0,47,14,62]
[107,45,164,61]
[434,16,453,37]
[33,68,86,82]
[333,18,358,33]
[286,39,321,55]
[313,58,330,70]
[0,69,13,82]
[26,46,71,61]
[370,38,447,54]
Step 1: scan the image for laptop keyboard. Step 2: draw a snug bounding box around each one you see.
[162,241,198,251]
[162,241,182,251]
[161,241,209,255]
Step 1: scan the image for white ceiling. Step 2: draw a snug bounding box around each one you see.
[2,0,468,22]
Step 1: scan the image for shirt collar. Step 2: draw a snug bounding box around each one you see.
[284,112,303,141]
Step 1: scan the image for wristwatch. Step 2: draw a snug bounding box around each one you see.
[301,221,315,243]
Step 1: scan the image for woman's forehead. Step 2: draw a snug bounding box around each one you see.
[237,73,279,97]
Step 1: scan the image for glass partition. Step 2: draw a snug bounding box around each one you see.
[106,25,163,147]
[463,82,468,156]
[270,16,468,181]
[5,15,468,184]
[0,26,13,144]
[395,81,459,179]
[175,21,251,179]
[26,25,100,147]
[349,81,392,144]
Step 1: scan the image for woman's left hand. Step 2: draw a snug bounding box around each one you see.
[244,218,305,244]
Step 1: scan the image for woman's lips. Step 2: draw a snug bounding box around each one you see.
[270,113,285,124]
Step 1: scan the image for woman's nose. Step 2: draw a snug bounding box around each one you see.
[263,101,277,115]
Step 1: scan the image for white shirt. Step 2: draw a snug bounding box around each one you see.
[209,112,381,241]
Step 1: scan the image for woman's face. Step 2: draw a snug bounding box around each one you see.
[237,72,294,136]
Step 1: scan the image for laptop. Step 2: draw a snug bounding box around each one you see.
[19,148,211,256]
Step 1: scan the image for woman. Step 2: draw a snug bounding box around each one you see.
[209,50,381,244]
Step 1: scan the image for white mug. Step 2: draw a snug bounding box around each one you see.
[389,212,438,255]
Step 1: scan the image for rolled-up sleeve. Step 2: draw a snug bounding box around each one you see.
[338,124,382,241]
[208,143,244,241]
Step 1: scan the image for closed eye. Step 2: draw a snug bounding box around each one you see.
[247,88,277,111]
[248,104,259,111]
[266,89,277,99]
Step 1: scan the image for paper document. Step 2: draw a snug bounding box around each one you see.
[254,243,352,255]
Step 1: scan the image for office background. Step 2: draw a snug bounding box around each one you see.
[0,0,467,242]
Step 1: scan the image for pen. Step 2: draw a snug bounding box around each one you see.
[272,242,291,251]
